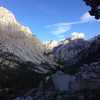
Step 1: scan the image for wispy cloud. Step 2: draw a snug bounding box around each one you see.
[46,24,71,35]
[45,12,99,39]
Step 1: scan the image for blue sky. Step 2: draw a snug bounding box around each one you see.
[0,0,100,41]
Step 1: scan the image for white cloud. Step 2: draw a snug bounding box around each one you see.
[46,23,71,40]
[81,12,96,22]
[45,12,99,39]
[71,32,85,40]
[48,24,71,35]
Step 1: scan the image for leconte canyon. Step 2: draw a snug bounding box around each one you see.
[0,7,100,100]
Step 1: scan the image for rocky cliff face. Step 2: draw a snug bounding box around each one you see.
[44,40,59,50]
[53,38,90,63]
[0,7,55,99]
[0,7,47,64]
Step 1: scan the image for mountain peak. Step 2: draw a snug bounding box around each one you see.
[0,7,17,24]
[0,6,33,37]
[0,7,47,64]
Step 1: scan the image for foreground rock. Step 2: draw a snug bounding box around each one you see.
[0,51,47,99]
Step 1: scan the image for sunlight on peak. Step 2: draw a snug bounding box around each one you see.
[0,6,33,37]
[0,7,17,24]
[20,26,32,36]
